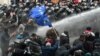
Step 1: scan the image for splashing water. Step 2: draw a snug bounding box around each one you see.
[36,8,100,37]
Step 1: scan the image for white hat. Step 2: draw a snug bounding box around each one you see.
[61,33,67,36]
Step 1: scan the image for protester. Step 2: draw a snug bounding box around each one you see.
[24,33,42,56]
[73,35,85,47]
[8,41,28,56]
[41,39,58,56]
[83,27,95,41]
[60,31,70,46]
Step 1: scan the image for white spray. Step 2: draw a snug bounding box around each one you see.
[36,8,100,37]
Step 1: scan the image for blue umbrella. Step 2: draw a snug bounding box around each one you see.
[29,5,46,19]
[29,5,52,27]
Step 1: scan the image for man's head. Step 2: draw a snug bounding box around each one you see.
[86,27,92,31]
[83,27,95,36]
[31,33,37,40]
[79,35,85,42]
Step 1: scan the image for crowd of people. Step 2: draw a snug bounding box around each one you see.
[0,0,100,23]
[5,27,99,56]
[0,0,100,56]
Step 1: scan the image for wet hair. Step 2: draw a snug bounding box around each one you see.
[46,29,59,39]
[86,27,92,31]
[31,33,37,37]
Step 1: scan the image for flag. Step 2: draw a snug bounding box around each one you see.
[36,15,52,27]
[29,5,52,27]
